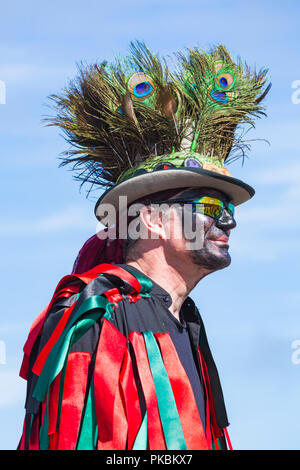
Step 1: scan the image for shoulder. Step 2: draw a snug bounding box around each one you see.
[20,263,149,378]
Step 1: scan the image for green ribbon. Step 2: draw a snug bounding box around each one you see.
[143,331,187,450]
[212,437,224,450]
[33,295,109,403]
[122,265,152,297]
[39,398,50,450]
[132,412,148,450]
[55,312,102,431]
[76,377,98,450]
[36,311,104,449]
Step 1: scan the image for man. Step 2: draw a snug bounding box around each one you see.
[19,42,270,450]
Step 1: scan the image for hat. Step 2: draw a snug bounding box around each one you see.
[47,42,270,225]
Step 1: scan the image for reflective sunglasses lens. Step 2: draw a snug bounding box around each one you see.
[193,197,224,219]
[227,202,235,217]
[202,204,223,218]
[193,197,235,219]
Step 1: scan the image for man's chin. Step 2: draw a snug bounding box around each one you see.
[191,247,231,271]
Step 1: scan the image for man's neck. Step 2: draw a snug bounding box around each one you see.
[127,250,210,322]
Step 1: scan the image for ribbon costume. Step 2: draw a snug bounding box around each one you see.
[19,43,270,450]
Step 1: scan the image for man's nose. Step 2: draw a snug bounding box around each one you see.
[215,208,237,231]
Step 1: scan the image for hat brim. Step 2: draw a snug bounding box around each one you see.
[95,167,254,225]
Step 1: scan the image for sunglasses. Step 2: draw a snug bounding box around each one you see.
[189,196,235,219]
[148,196,235,221]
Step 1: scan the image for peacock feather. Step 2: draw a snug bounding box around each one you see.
[45,41,271,192]
[173,45,271,164]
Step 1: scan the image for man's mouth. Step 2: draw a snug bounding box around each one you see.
[209,235,229,246]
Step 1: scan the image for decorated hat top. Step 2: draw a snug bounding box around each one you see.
[47,41,271,221]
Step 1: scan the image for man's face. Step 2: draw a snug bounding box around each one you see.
[165,187,237,272]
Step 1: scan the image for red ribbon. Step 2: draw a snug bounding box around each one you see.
[223,427,233,450]
[54,352,91,449]
[155,333,208,450]
[48,371,62,436]
[94,319,127,449]
[21,263,141,380]
[199,349,223,447]
[119,346,143,450]
[32,300,77,376]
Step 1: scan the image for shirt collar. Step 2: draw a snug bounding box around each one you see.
[120,263,201,325]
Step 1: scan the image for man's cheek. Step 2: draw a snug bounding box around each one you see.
[183,213,212,250]
[201,215,214,237]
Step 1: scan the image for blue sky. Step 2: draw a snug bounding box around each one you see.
[0,0,300,450]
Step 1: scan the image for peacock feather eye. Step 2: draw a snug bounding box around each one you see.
[209,88,229,104]
[128,72,155,101]
[220,76,228,87]
[215,71,235,91]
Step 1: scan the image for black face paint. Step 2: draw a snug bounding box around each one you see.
[148,186,237,272]
[177,188,237,271]
[190,213,231,271]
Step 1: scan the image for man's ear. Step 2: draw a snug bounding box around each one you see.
[139,204,168,240]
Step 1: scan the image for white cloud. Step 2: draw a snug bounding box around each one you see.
[237,199,300,225]
[230,235,300,261]
[230,162,300,260]
[237,159,300,226]
[1,206,96,236]
[253,161,300,186]
[0,64,74,84]
[0,323,31,335]
[0,369,26,407]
